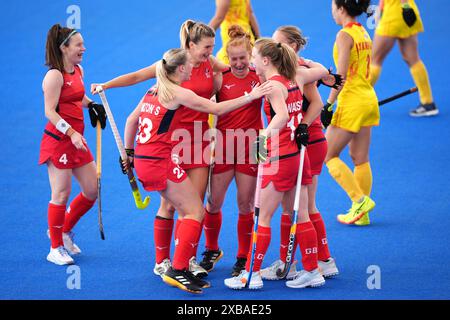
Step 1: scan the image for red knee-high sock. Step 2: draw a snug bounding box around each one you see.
[172,219,202,270]
[280,214,291,262]
[204,209,222,251]
[154,216,174,263]
[296,221,319,272]
[237,213,253,259]
[309,213,331,261]
[174,219,182,240]
[246,225,271,272]
[63,193,96,233]
[190,219,204,258]
[48,203,66,248]
[280,214,298,263]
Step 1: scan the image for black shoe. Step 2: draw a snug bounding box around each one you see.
[409,102,439,117]
[184,269,211,288]
[200,249,224,272]
[231,257,247,277]
[162,267,203,294]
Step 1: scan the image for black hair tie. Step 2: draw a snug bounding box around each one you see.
[162,58,167,65]
[277,42,282,48]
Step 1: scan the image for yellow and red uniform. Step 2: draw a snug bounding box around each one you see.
[332,22,379,133]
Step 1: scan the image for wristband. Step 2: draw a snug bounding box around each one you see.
[56,119,71,135]
[244,91,252,103]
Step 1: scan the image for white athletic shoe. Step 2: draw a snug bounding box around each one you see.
[286,269,325,289]
[224,270,263,290]
[47,230,81,255]
[189,256,208,278]
[153,258,172,277]
[318,257,339,278]
[46,246,75,266]
[260,259,297,280]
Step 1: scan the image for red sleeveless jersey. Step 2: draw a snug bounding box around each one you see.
[44,65,85,137]
[264,75,304,158]
[177,59,214,126]
[217,67,263,130]
[135,89,179,160]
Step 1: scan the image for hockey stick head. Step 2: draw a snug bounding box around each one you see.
[133,189,150,209]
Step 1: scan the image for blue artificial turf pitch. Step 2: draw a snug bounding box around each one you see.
[0,0,449,300]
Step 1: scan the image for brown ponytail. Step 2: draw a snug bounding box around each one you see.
[254,38,299,81]
[276,25,308,53]
[45,24,76,72]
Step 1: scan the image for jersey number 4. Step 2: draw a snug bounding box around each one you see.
[59,153,68,165]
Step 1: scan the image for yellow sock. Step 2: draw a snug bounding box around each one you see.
[326,157,365,202]
[354,162,372,196]
[410,60,434,104]
[369,64,382,86]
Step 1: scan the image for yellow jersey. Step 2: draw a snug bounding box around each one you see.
[217,0,255,64]
[332,23,379,132]
[376,0,424,38]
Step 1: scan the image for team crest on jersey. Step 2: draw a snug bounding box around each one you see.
[205,68,211,79]
[288,81,297,88]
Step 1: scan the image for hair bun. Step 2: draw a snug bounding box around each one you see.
[228,25,250,40]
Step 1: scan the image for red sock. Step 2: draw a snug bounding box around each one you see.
[246,225,271,272]
[296,221,319,272]
[204,209,222,251]
[237,213,253,258]
[48,203,66,248]
[63,193,96,233]
[154,216,174,263]
[174,219,182,240]
[190,219,204,258]
[172,219,202,270]
[280,214,291,262]
[309,213,331,261]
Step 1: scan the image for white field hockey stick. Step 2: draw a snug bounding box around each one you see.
[96,86,150,210]
[244,162,264,288]
[276,146,306,278]
[206,114,218,204]
[96,122,105,239]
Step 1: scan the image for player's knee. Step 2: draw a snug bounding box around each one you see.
[237,197,254,214]
[350,152,369,166]
[51,190,71,205]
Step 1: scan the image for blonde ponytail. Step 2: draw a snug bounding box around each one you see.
[156,48,188,104]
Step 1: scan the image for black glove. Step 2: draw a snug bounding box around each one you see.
[295,123,309,149]
[119,148,134,174]
[253,135,268,164]
[88,102,107,129]
[402,4,417,27]
[318,69,344,90]
[321,102,334,129]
